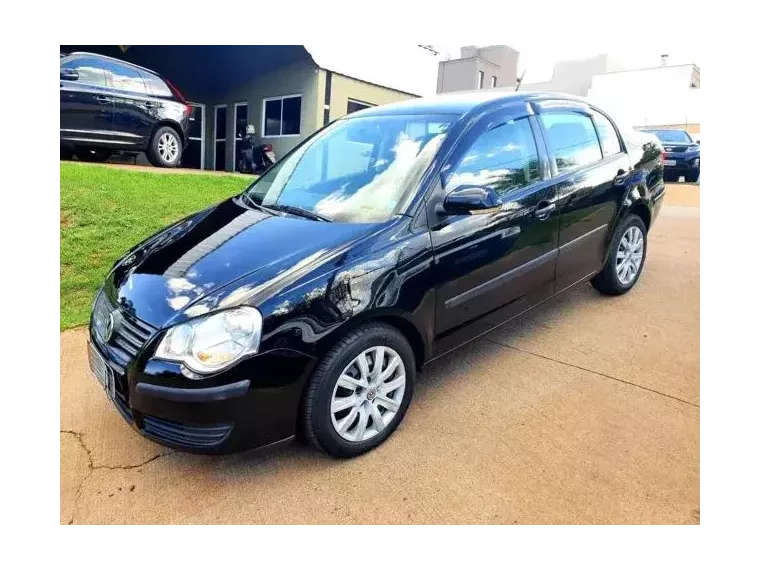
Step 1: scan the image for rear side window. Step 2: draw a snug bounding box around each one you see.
[140,71,172,97]
[62,56,107,87]
[592,111,622,157]
[540,112,602,174]
[445,117,540,199]
[101,60,147,94]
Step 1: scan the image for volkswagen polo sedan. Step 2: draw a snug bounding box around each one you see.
[88,91,665,457]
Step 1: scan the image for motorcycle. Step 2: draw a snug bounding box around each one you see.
[236,125,276,174]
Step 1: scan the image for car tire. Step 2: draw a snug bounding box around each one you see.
[60,145,74,160]
[75,146,111,162]
[591,214,648,296]
[303,323,416,458]
[685,171,700,183]
[148,126,182,168]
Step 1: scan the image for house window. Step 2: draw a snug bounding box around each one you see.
[477,71,484,89]
[491,76,497,88]
[263,94,302,136]
[347,99,373,115]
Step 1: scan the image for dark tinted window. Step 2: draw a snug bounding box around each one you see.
[347,99,372,115]
[540,112,602,173]
[264,98,282,136]
[188,106,203,139]
[264,96,301,136]
[215,106,227,139]
[592,111,622,157]
[282,97,301,135]
[445,117,540,199]
[63,56,107,87]
[102,60,147,94]
[140,71,172,97]
[235,103,249,139]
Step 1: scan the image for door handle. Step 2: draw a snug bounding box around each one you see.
[534,201,556,220]
[95,95,112,104]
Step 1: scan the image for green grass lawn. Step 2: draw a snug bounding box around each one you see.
[60,163,252,330]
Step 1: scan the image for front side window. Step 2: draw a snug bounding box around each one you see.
[244,114,454,223]
[61,56,107,87]
[592,111,622,157]
[101,60,147,94]
[445,117,540,199]
[540,112,602,174]
[263,95,302,136]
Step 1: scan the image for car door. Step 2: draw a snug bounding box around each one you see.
[60,55,114,144]
[100,59,155,149]
[427,105,560,356]
[532,101,632,291]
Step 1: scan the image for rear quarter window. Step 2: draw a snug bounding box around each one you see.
[140,71,173,97]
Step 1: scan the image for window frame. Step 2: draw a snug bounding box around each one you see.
[213,104,227,171]
[477,71,484,89]
[261,94,302,138]
[491,76,497,88]
[590,108,625,158]
[532,101,606,178]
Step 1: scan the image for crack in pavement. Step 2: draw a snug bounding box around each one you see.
[484,339,699,409]
[61,429,176,524]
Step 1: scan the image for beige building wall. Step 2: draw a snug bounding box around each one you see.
[205,61,322,170]
[326,72,415,123]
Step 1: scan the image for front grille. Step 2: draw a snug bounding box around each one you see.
[92,291,157,368]
[142,416,233,449]
[667,145,688,153]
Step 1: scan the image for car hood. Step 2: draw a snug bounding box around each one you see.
[104,198,375,328]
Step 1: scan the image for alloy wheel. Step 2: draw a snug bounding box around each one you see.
[616,226,644,285]
[158,132,179,163]
[330,346,406,442]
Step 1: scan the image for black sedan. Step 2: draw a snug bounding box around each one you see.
[88,91,665,458]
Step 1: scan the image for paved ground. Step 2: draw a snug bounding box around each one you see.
[60,185,699,524]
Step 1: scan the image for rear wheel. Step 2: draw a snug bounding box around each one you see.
[303,323,415,458]
[147,126,182,168]
[591,214,647,296]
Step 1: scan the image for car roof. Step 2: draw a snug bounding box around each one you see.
[62,51,161,77]
[351,90,588,118]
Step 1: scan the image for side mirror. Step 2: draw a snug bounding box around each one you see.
[60,68,79,81]
[440,185,502,215]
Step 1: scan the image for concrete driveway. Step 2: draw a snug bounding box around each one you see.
[61,187,699,524]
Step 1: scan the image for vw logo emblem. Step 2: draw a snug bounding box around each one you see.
[103,310,119,342]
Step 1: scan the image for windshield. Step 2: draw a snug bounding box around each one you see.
[243,114,455,223]
[645,130,693,143]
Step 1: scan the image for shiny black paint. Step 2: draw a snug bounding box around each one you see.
[90,92,664,453]
[60,52,189,152]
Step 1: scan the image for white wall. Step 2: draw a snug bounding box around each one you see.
[588,65,700,129]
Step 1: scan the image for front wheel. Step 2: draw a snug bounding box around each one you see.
[303,324,415,458]
[147,126,182,167]
[591,214,647,296]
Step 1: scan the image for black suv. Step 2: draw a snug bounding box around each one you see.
[640,129,699,183]
[60,52,191,168]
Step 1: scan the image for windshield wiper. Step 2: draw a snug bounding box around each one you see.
[267,204,332,222]
[238,193,281,217]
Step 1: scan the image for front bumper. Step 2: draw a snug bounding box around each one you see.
[88,317,316,454]
[663,154,700,177]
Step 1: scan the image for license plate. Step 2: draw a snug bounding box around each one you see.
[265,151,275,163]
[88,342,115,400]
[663,160,676,166]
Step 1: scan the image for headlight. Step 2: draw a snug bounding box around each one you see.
[155,307,263,374]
